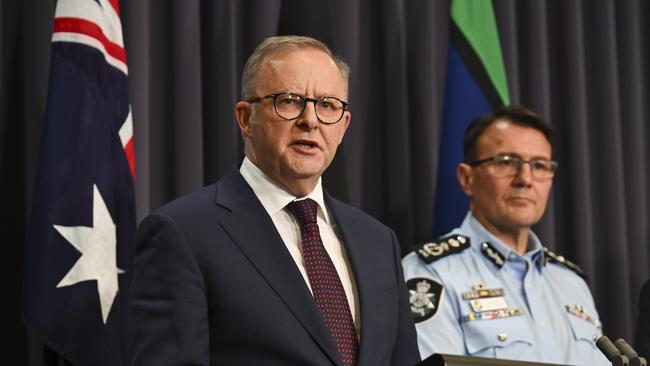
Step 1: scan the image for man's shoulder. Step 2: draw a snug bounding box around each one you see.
[542,247,588,280]
[409,233,473,265]
[326,195,388,230]
[154,166,245,219]
[154,183,219,218]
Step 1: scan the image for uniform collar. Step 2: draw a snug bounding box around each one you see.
[239,157,331,224]
[461,212,545,269]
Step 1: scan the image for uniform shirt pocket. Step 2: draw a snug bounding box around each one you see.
[462,316,534,359]
[566,313,601,357]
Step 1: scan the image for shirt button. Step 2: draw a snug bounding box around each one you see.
[497,332,508,342]
[540,321,546,327]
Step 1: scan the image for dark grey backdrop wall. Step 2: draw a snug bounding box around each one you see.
[2,0,649,364]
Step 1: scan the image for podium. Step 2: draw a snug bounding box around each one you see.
[418,353,569,366]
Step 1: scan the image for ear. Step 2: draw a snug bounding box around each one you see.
[457,163,474,197]
[337,111,351,144]
[235,101,254,137]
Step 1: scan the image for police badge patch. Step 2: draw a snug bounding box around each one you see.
[407,277,443,324]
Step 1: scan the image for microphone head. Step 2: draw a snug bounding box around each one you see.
[615,338,639,358]
[598,336,623,360]
[597,336,632,366]
[614,338,647,366]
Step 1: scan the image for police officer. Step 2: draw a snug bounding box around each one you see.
[402,106,609,365]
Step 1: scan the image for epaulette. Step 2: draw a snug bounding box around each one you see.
[415,234,470,264]
[543,247,587,279]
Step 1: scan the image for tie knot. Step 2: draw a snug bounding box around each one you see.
[286,198,318,225]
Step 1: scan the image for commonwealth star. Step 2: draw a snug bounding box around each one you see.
[53,184,124,324]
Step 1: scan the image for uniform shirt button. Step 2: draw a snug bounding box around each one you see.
[497,332,508,342]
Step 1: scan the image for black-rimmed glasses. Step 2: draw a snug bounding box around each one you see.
[467,153,559,180]
[248,92,349,124]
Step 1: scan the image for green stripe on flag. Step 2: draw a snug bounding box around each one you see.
[451,0,510,105]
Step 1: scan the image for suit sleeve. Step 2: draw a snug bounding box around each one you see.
[389,229,422,366]
[127,212,209,366]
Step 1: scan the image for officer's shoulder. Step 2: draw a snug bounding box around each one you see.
[412,233,471,264]
[543,247,588,279]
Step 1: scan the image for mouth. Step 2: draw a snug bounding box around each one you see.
[292,139,319,149]
[507,196,535,204]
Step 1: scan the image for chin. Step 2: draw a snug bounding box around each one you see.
[286,158,329,176]
[508,214,541,228]
[284,165,325,180]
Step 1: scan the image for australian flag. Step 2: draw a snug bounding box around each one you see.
[22,0,135,365]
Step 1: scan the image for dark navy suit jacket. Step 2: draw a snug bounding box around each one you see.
[127,167,420,365]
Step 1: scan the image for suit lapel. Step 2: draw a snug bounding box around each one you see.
[215,168,340,365]
[326,196,382,366]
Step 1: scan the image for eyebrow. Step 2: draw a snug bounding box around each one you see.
[497,152,552,160]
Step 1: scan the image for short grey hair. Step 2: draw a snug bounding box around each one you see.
[240,35,350,101]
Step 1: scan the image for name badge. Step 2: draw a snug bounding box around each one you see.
[470,296,508,312]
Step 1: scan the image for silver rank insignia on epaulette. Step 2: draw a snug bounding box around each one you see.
[543,247,587,279]
[480,242,506,268]
[566,304,602,327]
[415,234,470,264]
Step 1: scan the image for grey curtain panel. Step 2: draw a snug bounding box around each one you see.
[2,0,649,364]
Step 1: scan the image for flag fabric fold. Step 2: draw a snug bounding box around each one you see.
[432,0,510,237]
[22,0,134,364]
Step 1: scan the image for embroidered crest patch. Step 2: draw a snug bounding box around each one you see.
[407,277,443,323]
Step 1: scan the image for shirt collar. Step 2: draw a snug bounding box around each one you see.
[461,212,545,264]
[239,157,331,224]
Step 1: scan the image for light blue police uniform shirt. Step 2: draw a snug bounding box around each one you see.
[402,213,609,365]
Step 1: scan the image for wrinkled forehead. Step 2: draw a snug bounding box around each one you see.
[258,49,337,76]
[256,49,347,94]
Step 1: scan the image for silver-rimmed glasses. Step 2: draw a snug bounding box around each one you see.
[467,153,558,180]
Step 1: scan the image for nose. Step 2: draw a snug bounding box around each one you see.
[296,101,319,130]
[512,161,533,186]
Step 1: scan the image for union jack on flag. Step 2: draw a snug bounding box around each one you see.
[22,0,135,364]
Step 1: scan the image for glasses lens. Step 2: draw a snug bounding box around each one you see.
[488,155,557,179]
[315,97,345,124]
[274,93,305,120]
[490,155,520,176]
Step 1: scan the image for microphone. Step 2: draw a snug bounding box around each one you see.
[614,338,647,366]
[597,335,630,366]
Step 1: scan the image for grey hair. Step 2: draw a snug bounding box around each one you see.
[240,35,350,100]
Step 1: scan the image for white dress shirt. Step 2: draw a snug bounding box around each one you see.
[239,157,361,335]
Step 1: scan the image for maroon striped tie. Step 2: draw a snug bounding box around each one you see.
[287,199,358,366]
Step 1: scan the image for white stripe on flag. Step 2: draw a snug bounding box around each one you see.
[55,0,124,48]
[52,32,128,75]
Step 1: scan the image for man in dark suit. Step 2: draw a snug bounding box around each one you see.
[127,35,420,366]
